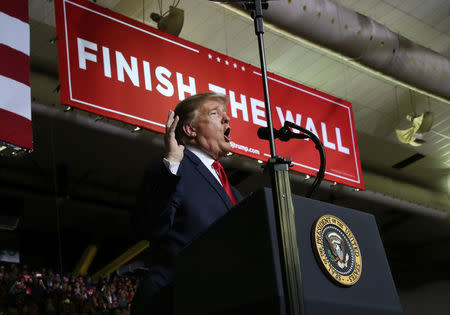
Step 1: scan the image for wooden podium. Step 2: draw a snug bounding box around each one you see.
[174,188,403,315]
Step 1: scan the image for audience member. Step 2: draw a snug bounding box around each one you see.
[0,263,138,315]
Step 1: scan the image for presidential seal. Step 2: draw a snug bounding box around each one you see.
[311,214,362,286]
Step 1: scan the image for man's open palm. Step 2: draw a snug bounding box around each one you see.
[165,110,184,163]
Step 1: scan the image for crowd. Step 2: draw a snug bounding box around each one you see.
[0,263,138,314]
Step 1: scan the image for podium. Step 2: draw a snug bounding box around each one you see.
[174,188,403,315]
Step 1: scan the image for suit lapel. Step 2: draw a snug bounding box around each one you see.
[184,149,234,209]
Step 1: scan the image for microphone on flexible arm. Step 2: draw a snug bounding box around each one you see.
[259,121,327,198]
[257,125,308,142]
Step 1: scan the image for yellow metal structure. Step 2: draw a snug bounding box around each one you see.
[73,244,98,276]
[91,240,149,282]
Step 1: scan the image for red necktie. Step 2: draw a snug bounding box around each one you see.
[212,160,236,206]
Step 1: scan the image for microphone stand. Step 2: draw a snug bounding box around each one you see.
[276,121,327,198]
[243,1,305,314]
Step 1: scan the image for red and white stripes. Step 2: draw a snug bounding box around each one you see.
[0,0,32,149]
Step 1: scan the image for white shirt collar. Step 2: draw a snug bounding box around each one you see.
[185,145,221,185]
[185,145,215,167]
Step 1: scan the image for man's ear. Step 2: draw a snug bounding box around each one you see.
[182,123,197,138]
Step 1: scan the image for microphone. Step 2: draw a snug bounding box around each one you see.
[258,125,309,141]
[257,126,291,141]
[257,127,274,140]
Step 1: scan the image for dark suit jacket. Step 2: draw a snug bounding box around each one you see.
[132,148,242,314]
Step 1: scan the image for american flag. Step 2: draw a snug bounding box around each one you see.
[0,0,32,150]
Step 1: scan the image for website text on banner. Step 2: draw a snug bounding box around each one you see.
[54,0,364,189]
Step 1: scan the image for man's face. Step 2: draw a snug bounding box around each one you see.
[191,98,231,160]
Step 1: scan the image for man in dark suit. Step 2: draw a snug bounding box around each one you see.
[132,93,243,315]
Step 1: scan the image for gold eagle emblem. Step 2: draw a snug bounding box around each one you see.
[311,214,362,286]
[326,232,349,268]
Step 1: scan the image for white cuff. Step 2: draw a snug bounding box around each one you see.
[163,158,180,175]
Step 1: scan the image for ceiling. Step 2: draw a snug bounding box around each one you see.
[1,0,450,303]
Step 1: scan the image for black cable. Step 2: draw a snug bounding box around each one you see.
[282,121,326,198]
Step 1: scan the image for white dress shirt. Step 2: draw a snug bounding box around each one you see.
[163,145,222,185]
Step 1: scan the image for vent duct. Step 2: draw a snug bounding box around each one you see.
[226,0,450,102]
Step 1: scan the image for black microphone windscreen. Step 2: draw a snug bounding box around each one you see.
[257,127,278,140]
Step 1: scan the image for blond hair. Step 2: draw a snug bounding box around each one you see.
[174,93,228,144]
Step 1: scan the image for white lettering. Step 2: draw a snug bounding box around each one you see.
[321,122,336,150]
[250,98,267,127]
[116,51,139,87]
[229,91,249,122]
[102,46,111,78]
[176,72,196,101]
[336,128,350,154]
[77,37,97,70]
[208,83,226,95]
[276,107,302,133]
[143,61,152,91]
[305,117,319,138]
[155,66,174,97]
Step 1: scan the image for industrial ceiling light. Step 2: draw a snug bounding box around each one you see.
[150,5,184,36]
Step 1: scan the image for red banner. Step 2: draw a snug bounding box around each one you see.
[55,0,364,189]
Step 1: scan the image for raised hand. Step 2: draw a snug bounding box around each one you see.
[164,110,185,163]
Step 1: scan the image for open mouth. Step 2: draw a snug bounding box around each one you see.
[224,127,231,142]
